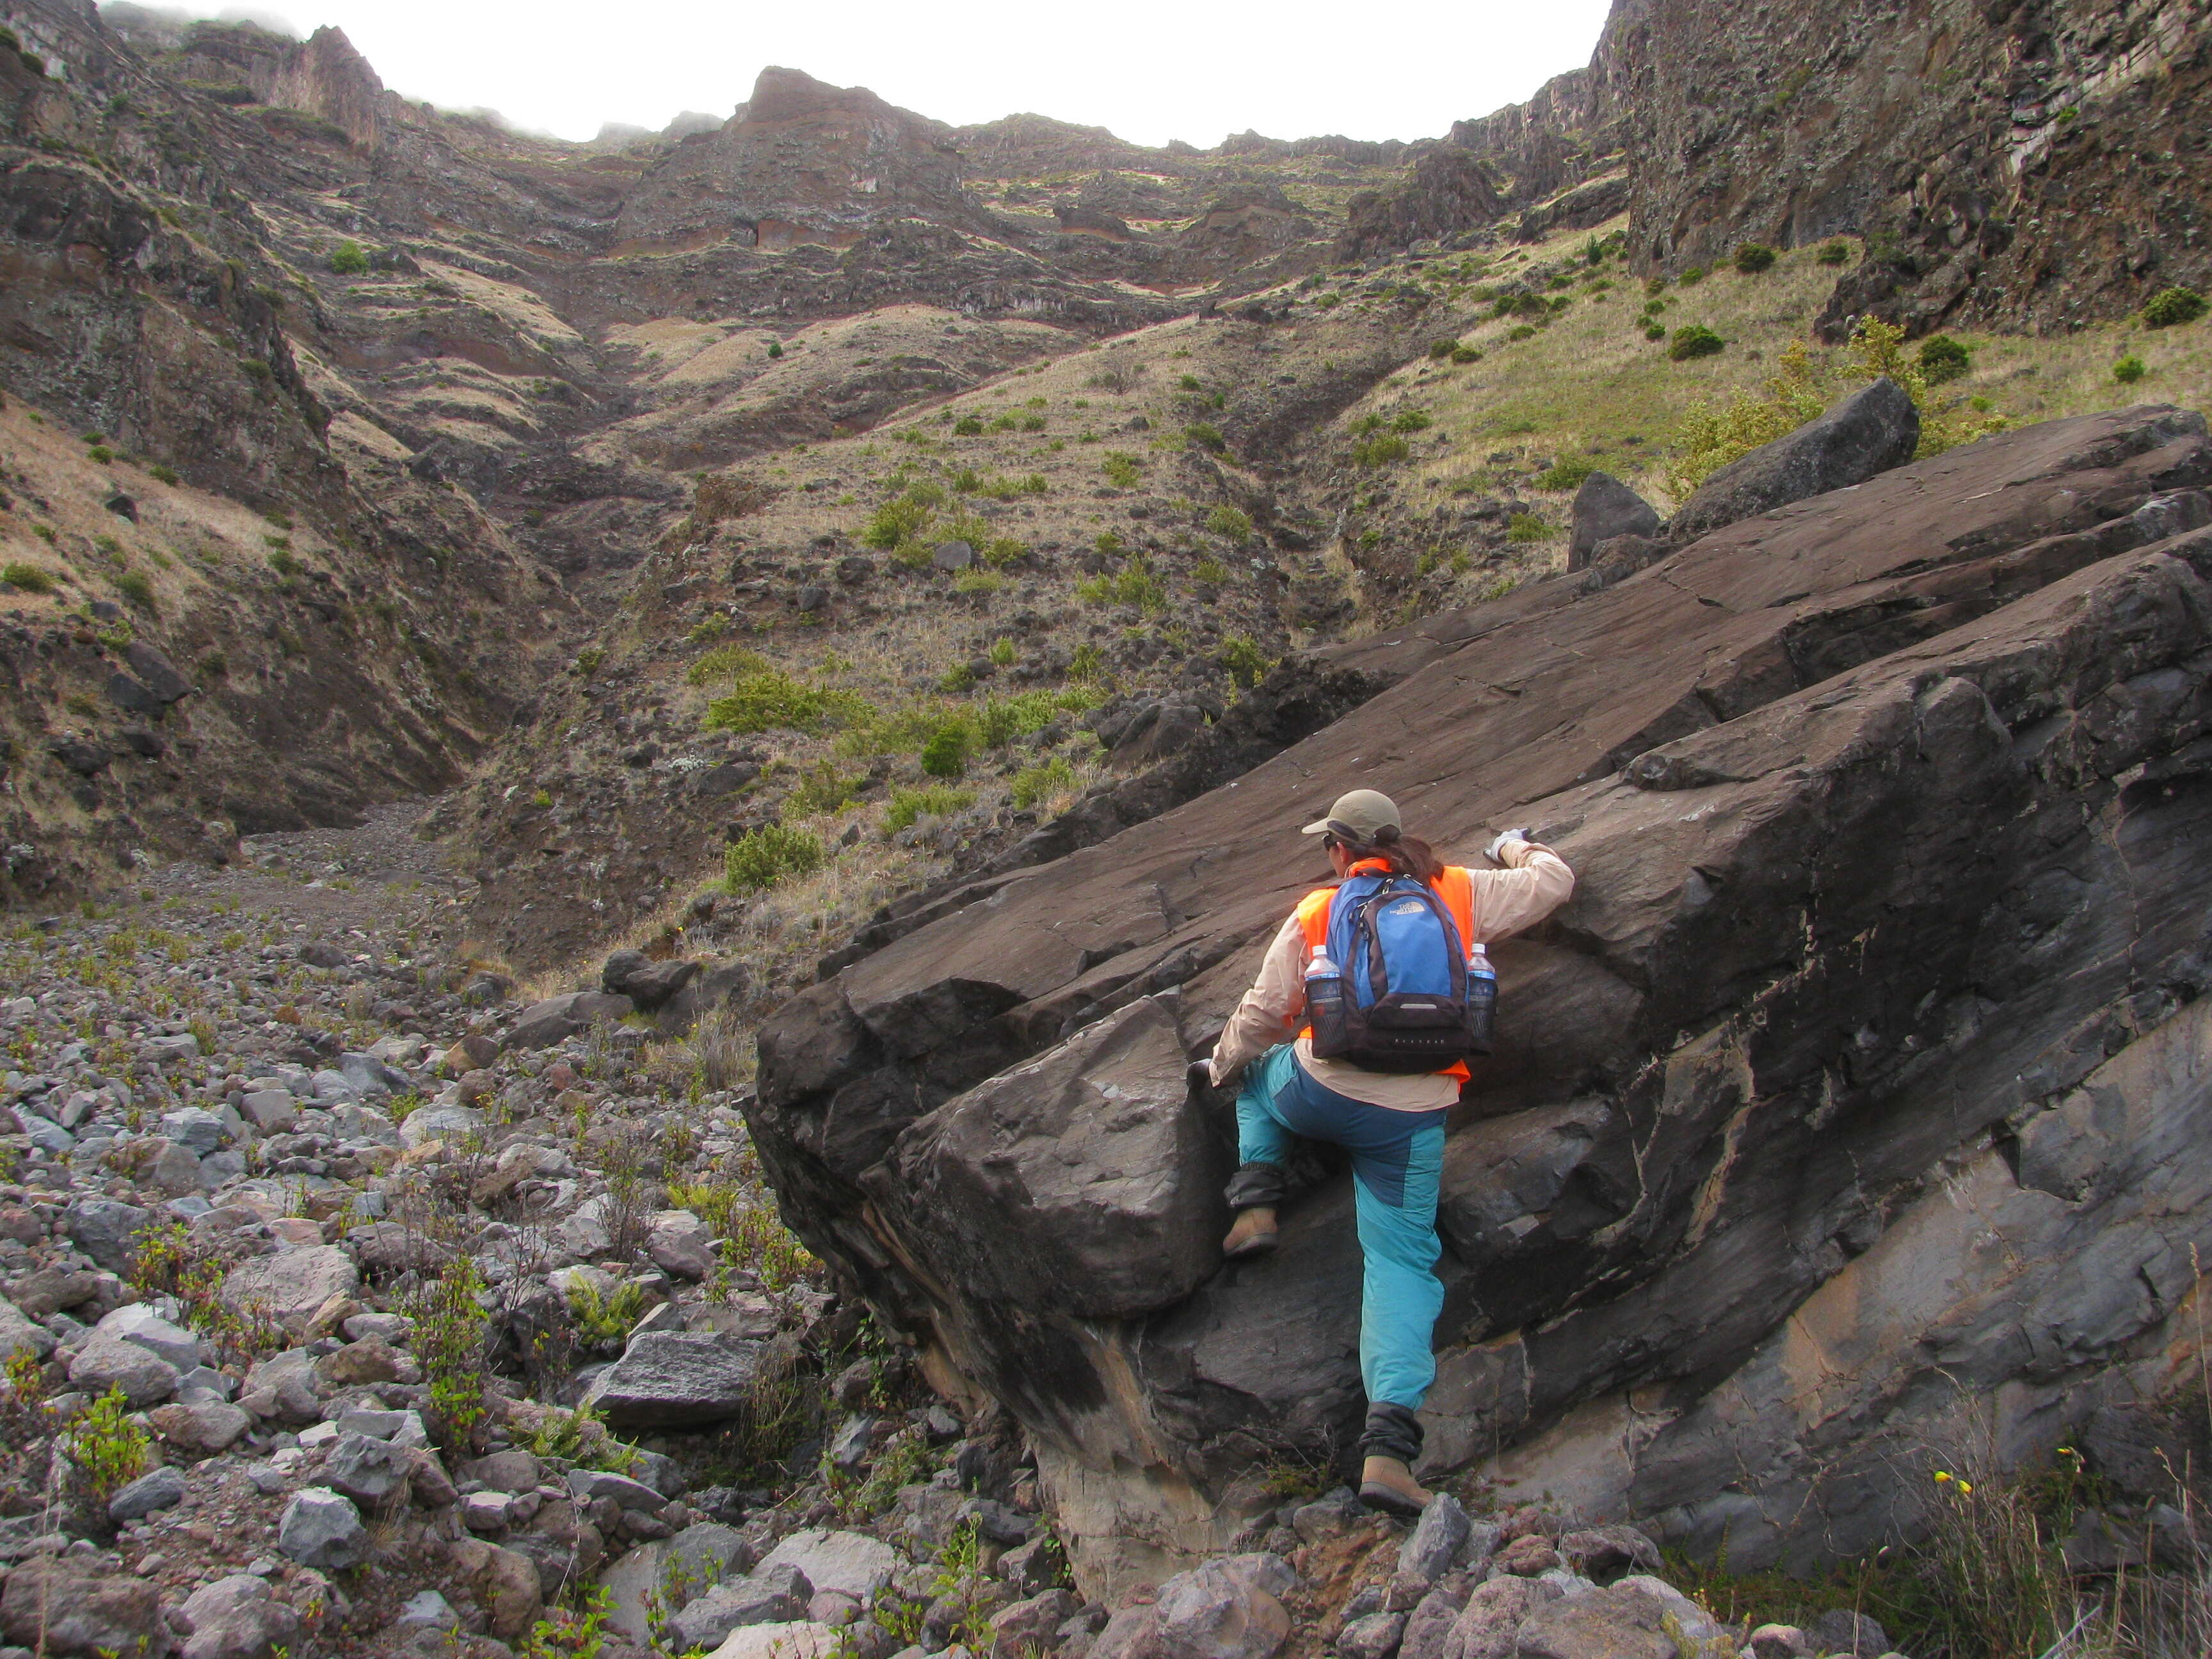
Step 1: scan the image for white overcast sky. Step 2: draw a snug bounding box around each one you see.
[138,1,1615,148]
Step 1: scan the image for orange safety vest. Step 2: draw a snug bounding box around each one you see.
[1294,858,1479,1081]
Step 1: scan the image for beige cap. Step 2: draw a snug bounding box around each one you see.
[1301,788,1402,840]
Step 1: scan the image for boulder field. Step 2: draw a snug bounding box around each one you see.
[751,404,2212,1592]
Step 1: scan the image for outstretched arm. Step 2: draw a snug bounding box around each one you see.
[1207,913,1308,1086]
[1470,838,1575,942]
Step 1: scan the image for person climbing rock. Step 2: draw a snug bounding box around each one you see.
[1197,788,1575,1516]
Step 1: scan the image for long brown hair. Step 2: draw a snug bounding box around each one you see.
[1331,824,1445,885]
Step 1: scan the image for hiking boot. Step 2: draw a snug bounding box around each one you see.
[1221,1206,1278,1260]
[1359,1455,1430,1517]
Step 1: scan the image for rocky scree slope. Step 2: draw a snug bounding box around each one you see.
[751,403,2212,1589]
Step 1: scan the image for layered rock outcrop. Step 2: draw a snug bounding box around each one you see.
[752,406,2212,1591]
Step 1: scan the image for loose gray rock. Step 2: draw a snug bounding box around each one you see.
[0,1557,170,1656]
[220,1244,358,1327]
[931,540,974,570]
[1336,1611,1404,1659]
[1808,1608,1891,1657]
[68,1333,180,1407]
[1567,472,1662,570]
[63,1198,150,1272]
[1149,1554,1294,1659]
[755,1529,901,1601]
[323,1432,410,1506]
[1669,377,1919,542]
[238,1090,299,1134]
[93,1304,201,1372]
[177,1571,302,1659]
[509,990,634,1050]
[277,1487,368,1569]
[584,1331,765,1429]
[1399,1493,1471,1583]
[671,1564,813,1652]
[566,1467,667,1513]
[108,1464,188,1523]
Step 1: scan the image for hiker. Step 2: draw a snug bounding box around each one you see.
[1196,788,1574,1516]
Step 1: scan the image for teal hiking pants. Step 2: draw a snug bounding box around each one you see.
[1233,1044,1447,1412]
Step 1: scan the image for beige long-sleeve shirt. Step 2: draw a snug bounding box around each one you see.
[1207,839,1576,1112]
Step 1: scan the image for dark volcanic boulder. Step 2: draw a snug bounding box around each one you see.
[1567,472,1661,570]
[749,406,2212,1594]
[1667,377,1920,543]
[866,995,1228,1331]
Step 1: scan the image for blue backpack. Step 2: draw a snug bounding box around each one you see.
[1308,872,1491,1073]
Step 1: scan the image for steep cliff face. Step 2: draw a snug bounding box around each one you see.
[750,406,2212,1591]
[1616,0,2212,332]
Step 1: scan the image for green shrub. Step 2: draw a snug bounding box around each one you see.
[1817,241,1852,265]
[1507,325,1537,342]
[1505,513,1553,543]
[988,637,1017,666]
[1644,324,1667,341]
[1,563,56,594]
[860,492,934,552]
[268,546,300,578]
[703,670,867,735]
[1733,243,1777,273]
[1102,452,1143,487]
[885,785,974,831]
[952,415,982,435]
[1534,457,1599,492]
[1668,325,1725,361]
[1427,339,1458,360]
[723,824,826,890]
[67,1386,148,1502]
[681,641,769,681]
[1206,504,1253,544]
[1450,345,1481,364]
[952,568,1002,595]
[1191,556,1229,585]
[237,358,271,383]
[767,340,784,358]
[1011,757,1077,810]
[1178,373,1203,390]
[115,570,156,611]
[1185,422,1227,453]
[1390,410,1432,433]
[1918,335,1971,384]
[920,725,969,778]
[147,463,179,485]
[2142,286,2207,328]
[1679,265,1708,285]
[787,759,859,816]
[86,444,115,464]
[2113,355,2147,384]
[329,239,369,275]
[1067,642,1105,683]
[1218,633,1272,690]
[1352,433,1409,467]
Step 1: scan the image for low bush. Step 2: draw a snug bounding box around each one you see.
[951,415,982,435]
[1669,325,1726,361]
[1679,265,1708,285]
[1206,504,1253,544]
[1352,433,1410,467]
[1534,457,1599,492]
[1450,345,1482,364]
[1218,633,1272,689]
[1505,513,1554,543]
[2113,355,2147,384]
[1185,422,1228,453]
[703,669,867,736]
[1102,452,1142,487]
[723,824,826,890]
[686,643,768,685]
[1391,410,1432,433]
[2141,285,2207,328]
[115,570,156,611]
[786,759,858,815]
[329,239,369,275]
[1010,757,1077,810]
[1,563,56,594]
[1818,240,1853,265]
[885,785,974,832]
[1733,243,1777,273]
[919,725,968,778]
[1918,334,1971,384]
[147,463,180,485]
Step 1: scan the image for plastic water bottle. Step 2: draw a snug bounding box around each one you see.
[1306,949,1350,1056]
[1466,943,1497,1055]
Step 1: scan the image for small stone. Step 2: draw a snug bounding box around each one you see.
[1807,1608,1890,1657]
[1399,1492,1471,1583]
[0,1559,166,1658]
[148,1399,252,1455]
[93,1302,201,1371]
[323,1431,410,1506]
[463,1491,511,1532]
[1746,1625,1815,1659]
[106,1464,188,1523]
[178,1571,303,1659]
[1337,1611,1405,1659]
[68,1333,179,1406]
[1496,1534,1560,1576]
[396,1589,460,1630]
[277,1486,368,1569]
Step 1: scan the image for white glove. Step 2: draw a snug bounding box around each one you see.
[1486,828,1531,863]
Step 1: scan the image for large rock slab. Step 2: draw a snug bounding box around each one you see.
[584,1331,765,1429]
[748,405,2212,1593]
[1667,376,1919,542]
[1,1557,170,1656]
[220,1245,358,1329]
